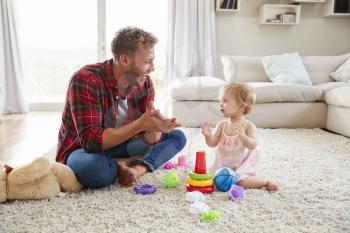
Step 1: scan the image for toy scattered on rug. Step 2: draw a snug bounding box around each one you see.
[163,161,174,170]
[186,190,220,222]
[213,167,237,192]
[229,185,244,201]
[134,184,157,195]
[0,156,82,202]
[174,155,191,169]
[201,210,221,222]
[161,170,180,188]
[186,151,214,193]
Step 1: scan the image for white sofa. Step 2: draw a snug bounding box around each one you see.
[167,52,350,137]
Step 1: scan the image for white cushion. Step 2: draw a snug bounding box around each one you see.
[325,87,350,108]
[248,82,322,103]
[330,58,350,82]
[315,82,350,101]
[262,52,312,85]
[168,76,227,101]
[221,55,269,82]
[302,52,350,84]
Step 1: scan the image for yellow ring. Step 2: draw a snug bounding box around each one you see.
[187,177,213,187]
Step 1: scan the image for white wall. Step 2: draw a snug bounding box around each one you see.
[215,0,350,77]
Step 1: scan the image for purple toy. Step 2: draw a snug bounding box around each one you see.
[229,185,244,201]
[163,162,174,170]
[134,184,157,195]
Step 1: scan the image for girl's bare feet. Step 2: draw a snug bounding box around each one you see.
[4,164,13,174]
[266,181,278,192]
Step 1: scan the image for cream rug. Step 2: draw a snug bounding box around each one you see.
[1,128,350,233]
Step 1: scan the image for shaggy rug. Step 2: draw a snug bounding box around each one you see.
[1,128,350,233]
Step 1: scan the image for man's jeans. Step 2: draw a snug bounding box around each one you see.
[67,129,186,188]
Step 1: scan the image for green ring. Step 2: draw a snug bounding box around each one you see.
[189,170,213,180]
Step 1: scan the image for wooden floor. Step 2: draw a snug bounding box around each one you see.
[0,111,61,167]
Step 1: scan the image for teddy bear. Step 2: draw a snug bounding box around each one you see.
[0,156,82,202]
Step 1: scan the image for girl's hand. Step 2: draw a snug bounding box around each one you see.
[201,121,213,137]
[234,120,246,139]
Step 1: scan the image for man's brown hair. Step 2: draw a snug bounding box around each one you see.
[111,26,158,59]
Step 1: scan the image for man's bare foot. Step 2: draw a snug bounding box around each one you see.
[266,181,278,192]
[118,162,148,187]
[118,161,137,187]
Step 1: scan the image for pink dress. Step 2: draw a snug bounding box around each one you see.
[210,119,259,182]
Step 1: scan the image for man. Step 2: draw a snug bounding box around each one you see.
[56,26,186,188]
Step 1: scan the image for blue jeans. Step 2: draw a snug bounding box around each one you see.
[67,129,186,189]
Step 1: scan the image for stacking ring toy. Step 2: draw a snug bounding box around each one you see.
[186,184,214,194]
[187,177,213,187]
[189,170,213,180]
[134,184,157,195]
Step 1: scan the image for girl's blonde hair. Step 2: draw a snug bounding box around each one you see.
[220,83,256,115]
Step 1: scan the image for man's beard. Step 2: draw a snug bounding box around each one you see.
[124,66,145,87]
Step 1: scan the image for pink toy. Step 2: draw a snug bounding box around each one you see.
[175,155,190,169]
[163,162,174,170]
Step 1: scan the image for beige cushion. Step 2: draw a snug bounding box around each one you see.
[315,82,350,101]
[168,76,227,101]
[325,87,350,108]
[221,53,350,84]
[221,55,269,82]
[247,82,323,103]
[330,58,350,82]
[302,52,350,84]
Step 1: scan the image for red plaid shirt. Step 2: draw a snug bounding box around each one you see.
[56,59,155,163]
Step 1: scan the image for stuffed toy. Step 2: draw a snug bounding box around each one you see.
[0,156,82,202]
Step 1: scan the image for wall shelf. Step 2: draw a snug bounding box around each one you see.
[216,0,241,12]
[324,0,350,17]
[290,0,325,3]
[259,4,301,25]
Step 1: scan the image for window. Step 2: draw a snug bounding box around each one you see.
[106,0,168,91]
[17,0,97,105]
[17,0,168,108]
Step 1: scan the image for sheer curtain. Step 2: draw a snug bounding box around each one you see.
[0,0,28,114]
[165,0,216,85]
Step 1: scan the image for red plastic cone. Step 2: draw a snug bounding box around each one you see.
[195,151,206,174]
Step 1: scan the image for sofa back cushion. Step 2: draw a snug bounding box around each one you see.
[262,52,312,85]
[303,52,350,84]
[221,55,269,83]
[222,52,350,84]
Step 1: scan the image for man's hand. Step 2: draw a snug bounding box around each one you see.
[139,102,181,132]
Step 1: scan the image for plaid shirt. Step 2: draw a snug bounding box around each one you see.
[56,59,155,163]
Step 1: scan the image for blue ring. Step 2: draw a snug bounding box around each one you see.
[134,184,157,195]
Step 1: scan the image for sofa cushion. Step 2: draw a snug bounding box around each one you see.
[330,58,350,82]
[248,82,323,103]
[221,55,269,83]
[222,52,350,85]
[168,76,227,101]
[302,52,350,84]
[315,82,350,101]
[325,87,350,108]
[262,52,312,85]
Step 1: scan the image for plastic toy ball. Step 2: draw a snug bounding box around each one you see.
[161,170,180,188]
[134,184,157,195]
[213,167,237,192]
[229,185,244,201]
[201,210,220,222]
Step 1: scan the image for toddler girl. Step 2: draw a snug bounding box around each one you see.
[201,83,277,192]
